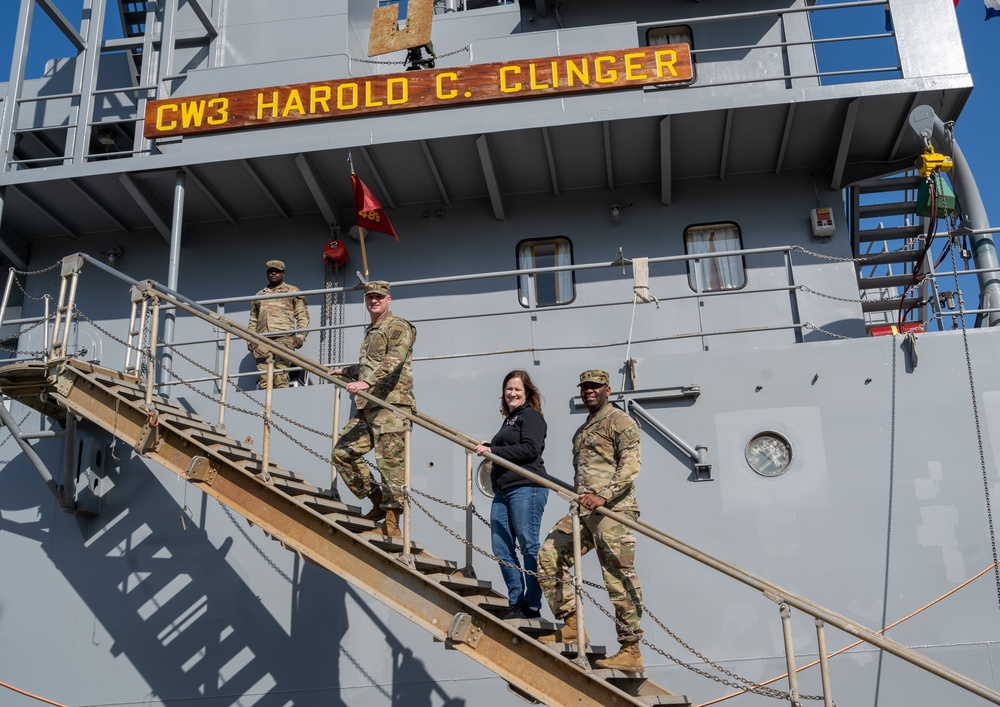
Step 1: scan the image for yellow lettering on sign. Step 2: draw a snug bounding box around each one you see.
[500,66,522,93]
[338,83,359,110]
[529,63,549,90]
[624,52,647,80]
[283,89,306,117]
[180,101,207,128]
[258,91,280,119]
[565,59,589,87]
[365,81,383,108]
[595,56,617,83]
[550,61,560,88]
[311,86,332,113]
[655,49,679,78]
[207,97,229,125]
[156,104,178,131]
[436,72,458,99]
[387,77,408,105]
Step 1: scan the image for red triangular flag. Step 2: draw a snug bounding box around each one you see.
[352,173,398,241]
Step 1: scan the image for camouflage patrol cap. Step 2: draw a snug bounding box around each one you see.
[364,280,391,297]
[265,259,285,271]
[578,369,610,386]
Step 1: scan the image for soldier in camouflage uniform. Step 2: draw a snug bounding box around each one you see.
[247,260,310,389]
[537,369,645,671]
[329,280,416,538]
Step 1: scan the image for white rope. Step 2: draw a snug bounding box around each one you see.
[621,258,660,390]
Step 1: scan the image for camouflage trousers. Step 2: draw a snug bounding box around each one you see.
[253,338,295,389]
[333,405,412,510]
[537,510,643,644]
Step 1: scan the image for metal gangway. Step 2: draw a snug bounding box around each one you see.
[1,253,999,707]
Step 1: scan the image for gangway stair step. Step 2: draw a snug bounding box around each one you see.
[861,296,923,313]
[857,200,918,219]
[855,174,924,194]
[857,248,925,266]
[857,224,925,243]
[859,273,924,290]
[0,358,691,707]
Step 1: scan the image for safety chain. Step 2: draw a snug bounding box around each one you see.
[10,273,53,302]
[792,243,919,264]
[351,45,470,66]
[0,315,52,356]
[949,245,1000,612]
[410,485,492,528]
[796,284,865,305]
[404,488,805,700]
[73,307,335,465]
[153,341,335,465]
[218,502,295,585]
[11,260,62,276]
[801,322,853,342]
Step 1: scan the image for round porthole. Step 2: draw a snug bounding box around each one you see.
[476,459,494,498]
[745,432,792,477]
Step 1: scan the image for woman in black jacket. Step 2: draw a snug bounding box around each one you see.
[475,370,549,620]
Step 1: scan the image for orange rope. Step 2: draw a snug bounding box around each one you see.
[696,559,1000,707]
[0,680,70,707]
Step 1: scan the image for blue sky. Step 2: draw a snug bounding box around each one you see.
[0,0,997,227]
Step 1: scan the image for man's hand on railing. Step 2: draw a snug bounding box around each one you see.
[292,336,304,349]
[578,493,606,512]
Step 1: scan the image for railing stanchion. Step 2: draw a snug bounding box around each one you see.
[58,267,82,358]
[464,450,474,576]
[124,292,139,374]
[145,297,160,410]
[261,354,274,484]
[0,267,16,342]
[49,265,70,360]
[331,386,341,492]
[779,603,800,706]
[42,295,50,358]
[218,332,231,427]
[816,618,833,707]
[402,424,413,565]
[570,505,589,667]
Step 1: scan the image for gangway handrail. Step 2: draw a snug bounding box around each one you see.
[101,272,1000,706]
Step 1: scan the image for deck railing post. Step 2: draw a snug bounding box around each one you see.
[570,504,589,667]
[261,354,274,484]
[331,386,341,492]
[0,268,15,337]
[218,332,231,427]
[42,295,51,359]
[779,602,801,706]
[145,296,160,410]
[402,424,413,565]
[815,618,833,707]
[464,450,474,576]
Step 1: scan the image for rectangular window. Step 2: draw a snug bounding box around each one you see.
[517,238,575,307]
[684,222,747,292]
[647,25,693,48]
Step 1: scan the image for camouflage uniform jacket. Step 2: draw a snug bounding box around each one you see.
[248,282,309,352]
[343,312,416,410]
[572,402,641,516]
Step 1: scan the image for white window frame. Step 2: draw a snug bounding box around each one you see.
[684,222,747,292]
[517,238,575,307]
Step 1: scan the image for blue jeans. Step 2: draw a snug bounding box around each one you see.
[491,485,549,610]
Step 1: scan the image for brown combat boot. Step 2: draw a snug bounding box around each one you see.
[380,508,402,538]
[361,488,386,521]
[594,642,643,671]
[537,614,588,645]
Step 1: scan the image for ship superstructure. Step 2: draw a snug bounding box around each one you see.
[2,1,1000,706]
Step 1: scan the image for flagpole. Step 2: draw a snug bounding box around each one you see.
[359,226,370,278]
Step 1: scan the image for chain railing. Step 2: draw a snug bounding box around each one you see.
[6,252,1000,705]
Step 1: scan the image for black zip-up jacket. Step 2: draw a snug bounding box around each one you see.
[488,405,548,492]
